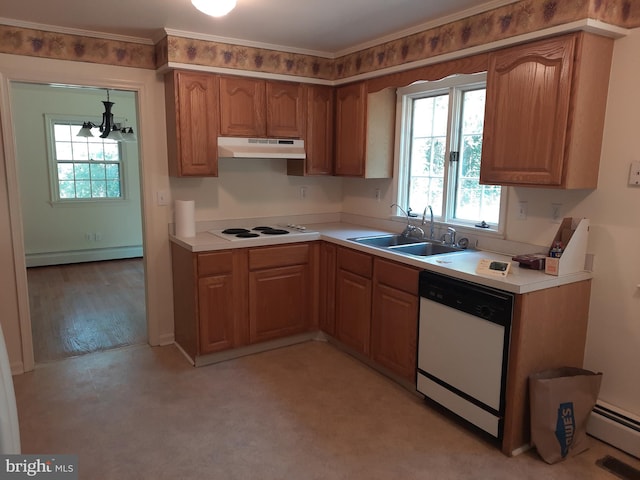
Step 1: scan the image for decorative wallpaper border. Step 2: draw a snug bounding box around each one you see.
[0,25,156,69]
[1,0,638,80]
[155,36,335,80]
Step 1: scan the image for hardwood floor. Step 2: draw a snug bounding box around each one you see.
[27,258,147,363]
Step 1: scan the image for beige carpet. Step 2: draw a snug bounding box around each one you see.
[13,341,640,479]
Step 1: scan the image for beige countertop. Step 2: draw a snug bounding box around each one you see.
[170,221,592,294]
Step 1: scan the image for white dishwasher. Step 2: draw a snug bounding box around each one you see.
[417,271,513,441]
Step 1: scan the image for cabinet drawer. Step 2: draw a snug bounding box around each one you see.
[337,246,372,278]
[374,258,419,295]
[197,251,233,277]
[249,243,309,270]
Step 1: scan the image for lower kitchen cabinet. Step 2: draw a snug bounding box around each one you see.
[248,245,312,343]
[318,242,337,335]
[331,247,420,383]
[371,259,419,382]
[171,244,248,358]
[502,279,591,455]
[198,274,236,354]
[335,247,373,354]
[171,242,317,361]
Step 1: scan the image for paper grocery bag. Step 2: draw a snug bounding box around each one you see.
[529,367,602,464]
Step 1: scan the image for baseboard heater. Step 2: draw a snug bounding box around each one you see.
[588,401,640,459]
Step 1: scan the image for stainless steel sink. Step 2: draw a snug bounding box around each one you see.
[388,242,462,256]
[349,234,464,257]
[348,234,425,248]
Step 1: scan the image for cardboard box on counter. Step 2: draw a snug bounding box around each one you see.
[545,218,589,276]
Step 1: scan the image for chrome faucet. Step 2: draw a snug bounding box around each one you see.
[390,203,424,239]
[422,206,434,240]
[442,226,457,246]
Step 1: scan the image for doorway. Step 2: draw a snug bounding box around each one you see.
[10,82,147,364]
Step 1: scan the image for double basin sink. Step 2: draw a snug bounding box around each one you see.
[348,234,464,258]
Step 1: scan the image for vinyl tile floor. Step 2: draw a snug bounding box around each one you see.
[13,341,640,479]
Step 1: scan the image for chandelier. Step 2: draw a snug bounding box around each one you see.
[76,90,136,142]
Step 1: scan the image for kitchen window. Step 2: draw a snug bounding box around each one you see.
[46,116,124,202]
[395,73,504,232]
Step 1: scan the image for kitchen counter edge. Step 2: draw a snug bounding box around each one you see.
[169,222,592,294]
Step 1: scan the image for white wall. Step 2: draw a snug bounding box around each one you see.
[342,30,640,418]
[0,53,174,372]
[170,158,343,223]
[11,83,142,264]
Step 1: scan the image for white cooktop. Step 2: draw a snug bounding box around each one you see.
[208,224,318,242]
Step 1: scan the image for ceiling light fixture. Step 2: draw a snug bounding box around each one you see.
[191,0,236,17]
[76,90,136,143]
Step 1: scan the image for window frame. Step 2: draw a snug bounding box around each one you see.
[44,114,127,205]
[394,73,507,235]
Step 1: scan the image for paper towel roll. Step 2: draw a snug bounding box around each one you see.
[175,200,196,237]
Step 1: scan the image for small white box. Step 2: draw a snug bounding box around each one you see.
[545,218,589,276]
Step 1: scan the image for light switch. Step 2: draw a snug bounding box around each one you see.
[629,162,640,186]
[156,190,170,206]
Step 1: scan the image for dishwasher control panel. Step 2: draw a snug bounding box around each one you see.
[419,271,513,325]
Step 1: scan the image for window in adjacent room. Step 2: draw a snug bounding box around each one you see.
[395,73,504,231]
[46,116,124,202]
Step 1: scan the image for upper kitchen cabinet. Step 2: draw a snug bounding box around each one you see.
[266,81,305,138]
[219,76,266,137]
[219,76,305,138]
[165,70,219,177]
[480,32,614,188]
[288,84,335,176]
[335,82,396,178]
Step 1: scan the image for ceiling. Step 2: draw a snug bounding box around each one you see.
[1,0,511,56]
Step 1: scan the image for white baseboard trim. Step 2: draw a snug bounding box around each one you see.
[588,401,640,458]
[155,333,175,347]
[10,361,24,376]
[25,246,143,267]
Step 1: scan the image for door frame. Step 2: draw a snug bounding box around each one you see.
[0,56,173,373]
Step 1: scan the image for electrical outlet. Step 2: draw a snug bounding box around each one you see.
[85,233,93,241]
[300,186,307,199]
[629,161,640,186]
[95,232,102,241]
[517,201,528,220]
[375,188,381,201]
[551,203,562,222]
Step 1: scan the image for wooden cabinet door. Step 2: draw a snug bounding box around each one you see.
[305,85,334,175]
[481,35,575,186]
[266,81,305,138]
[198,274,235,354]
[335,269,371,354]
[165,70,219,176]
[219,76,266,137]
[370,258,419,381]
[318,242,337,335]
[249,264,309,344]
[334,82,366,176]
[371,283,418,381]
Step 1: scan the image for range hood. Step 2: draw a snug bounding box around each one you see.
[218,137,305,159]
